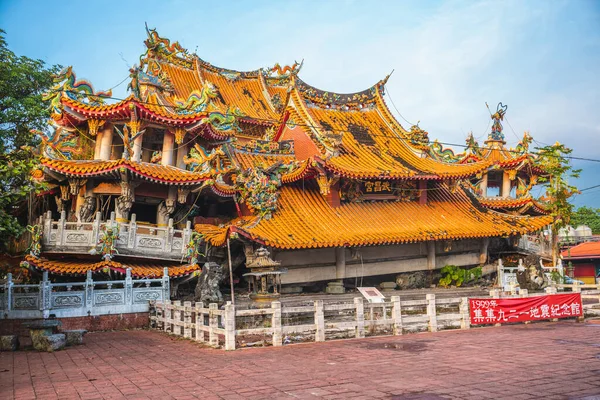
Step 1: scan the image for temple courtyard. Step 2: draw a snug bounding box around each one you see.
[1,321,599,400]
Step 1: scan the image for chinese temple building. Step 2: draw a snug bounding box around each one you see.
[25,27,553,292]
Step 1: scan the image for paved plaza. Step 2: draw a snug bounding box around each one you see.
[1,321,600,400]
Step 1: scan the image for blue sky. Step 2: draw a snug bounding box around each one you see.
[1,0,599,206]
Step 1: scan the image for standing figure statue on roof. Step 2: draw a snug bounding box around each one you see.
[127,65,141,99]
[489,102,508,141]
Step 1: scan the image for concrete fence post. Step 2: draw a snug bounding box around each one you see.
[426,294,437,332]
[520,289,528,298]
[163,300,171,333]
[195,302,205,342]
[209,303,219,347]
[460,297,470,330]
[165,218,174,253]
[391,296,402,335]
[354,297,365,338]
[224,301,236,350]
[43,211,52,243]
[6,273,12,312]
[545,286,557,295]
[572,281,581,293]
[314,300,325,342]
[182,221,192,254]
[271,301,282,347]
[183,301,192,339]
[173,300,182,336]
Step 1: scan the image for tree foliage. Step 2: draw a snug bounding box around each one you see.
[535,142,580,264]
[571,206,600,234]
[0,29,59,251]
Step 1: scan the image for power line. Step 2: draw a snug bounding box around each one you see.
[49,89,600,164]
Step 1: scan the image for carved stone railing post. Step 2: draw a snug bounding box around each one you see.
[182,221,192,255]
[43,211,52,244]
[41,271,51,318]
[460,297,470,330]
[125,268,133,306]
[57,210,66,246]
[85,270,94,311]
[315,300,325,342]
[354,297,365,338]
[165,218,174,253]
[162,267,170,300]
[209,303,219,347]
[91,212,102,246]
[224,301,236,350]
[391,296,403,335]
[109,211,116,230]
[426,294,437,332]
[128,214,137,249]
[271,301,282,347]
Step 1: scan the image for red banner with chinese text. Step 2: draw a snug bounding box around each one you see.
[469,294,583,325]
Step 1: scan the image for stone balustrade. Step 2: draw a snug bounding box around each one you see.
[41,211,192,261]
[1,269,169,319]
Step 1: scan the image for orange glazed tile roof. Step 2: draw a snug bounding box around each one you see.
[561,242,600,260]
[477,196,549,212]
[41,158,213,185]
[196,181,552,249]
[289,86,491,180]
[24,255,200,278]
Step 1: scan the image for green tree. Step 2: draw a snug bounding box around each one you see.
[535,143,580,266]
[0,29,59,251]
[571,206,600,234]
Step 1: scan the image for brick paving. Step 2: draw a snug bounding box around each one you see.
[1,321,600,399]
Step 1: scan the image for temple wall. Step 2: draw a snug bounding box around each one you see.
[274,239,482,285]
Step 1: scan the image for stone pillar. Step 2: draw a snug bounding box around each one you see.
[132,133,143,162]
[161,131,175,166]
[176,143,188,169]
[427,241,436,270]
[99,124,113,161]
[479,237,490,265]
[94,129,104,160]
[326,247,346,294]
[480,172,488,197]
[335,247,346,280]
[502,171,511,198]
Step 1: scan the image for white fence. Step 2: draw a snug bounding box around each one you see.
[42,210,192,261]
[1,269,170,319]
[150,294,471,351]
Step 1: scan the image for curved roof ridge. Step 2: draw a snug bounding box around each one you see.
[294,75,388,107]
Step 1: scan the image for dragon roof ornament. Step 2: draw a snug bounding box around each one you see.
[43,66,112,120]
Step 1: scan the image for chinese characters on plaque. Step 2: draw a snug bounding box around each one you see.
[362,181,392,194]
[469,294,582,325]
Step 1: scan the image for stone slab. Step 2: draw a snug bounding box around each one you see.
[63,330,87,346]
[33,334,66,352]
[0,335,19,351]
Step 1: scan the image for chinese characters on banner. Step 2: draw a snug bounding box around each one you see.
[469,294,583,325]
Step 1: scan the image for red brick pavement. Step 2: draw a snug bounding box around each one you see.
[1,321,600,399]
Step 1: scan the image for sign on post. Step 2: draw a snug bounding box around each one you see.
[469,293,583,325]
[357,287,386,303]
